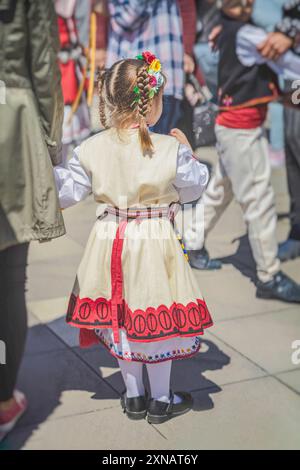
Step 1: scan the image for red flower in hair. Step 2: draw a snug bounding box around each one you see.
[142,51,156,65]
[149,75,157,87]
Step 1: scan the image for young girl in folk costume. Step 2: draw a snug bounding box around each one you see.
[54,52,213,424]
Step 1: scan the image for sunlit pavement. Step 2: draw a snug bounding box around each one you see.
[3,147,300,450]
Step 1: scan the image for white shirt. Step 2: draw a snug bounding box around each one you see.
[236,24,300,80]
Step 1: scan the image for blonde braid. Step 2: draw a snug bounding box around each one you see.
[136,64,151,118]
[97,69,108,128]
[136,64,153,156]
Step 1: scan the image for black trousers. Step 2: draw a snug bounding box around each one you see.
[285,102,300,241]
[0,243,29,401]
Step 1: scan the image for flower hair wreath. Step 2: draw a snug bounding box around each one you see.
[131,51,165,107]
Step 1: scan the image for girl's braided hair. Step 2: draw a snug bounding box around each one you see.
[97,57,165,157]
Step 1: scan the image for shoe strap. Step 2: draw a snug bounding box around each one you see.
[166,391,174,415]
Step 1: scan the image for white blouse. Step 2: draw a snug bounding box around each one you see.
[54,143,209,209]
[236,24,300,81]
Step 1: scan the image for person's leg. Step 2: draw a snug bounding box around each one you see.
[0,243,29,404]
[268,102,284,153]
[183,126,234,269]
[117,359,145,397]
[146,361,172,402]
[279,106,300,259]
[117,359,148,420]
[216,125,300,300]
[220,125,300,301]
[146,361,186,404]
[146,361,193,423]
[217,126,280,283]
[202,139,235,239]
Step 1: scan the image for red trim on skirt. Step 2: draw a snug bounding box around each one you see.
[66,293,213,347]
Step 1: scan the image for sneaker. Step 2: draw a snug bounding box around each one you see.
[120,392,147,421]
[256,271,300,303]
[278,239,300,262]
[0,390,28,442]
[188,248,222,270]
[147,391,193,424]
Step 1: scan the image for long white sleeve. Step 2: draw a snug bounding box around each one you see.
[236,24,300,80]
[54,146,92,209]
[173,144,209,204]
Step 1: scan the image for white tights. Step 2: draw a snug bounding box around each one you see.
[117,359,182,404]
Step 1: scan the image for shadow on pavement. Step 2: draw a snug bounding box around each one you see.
[220,234,257,283]
[2,323,230,449]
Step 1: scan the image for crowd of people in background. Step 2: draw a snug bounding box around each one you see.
[0,0,300,439]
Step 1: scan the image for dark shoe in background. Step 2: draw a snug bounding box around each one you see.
[278,239,300,262]
[188,247,222,270]
[256,271,300,303]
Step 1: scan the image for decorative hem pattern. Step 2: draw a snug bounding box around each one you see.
[66,293,213,343]
[94,331,202,363]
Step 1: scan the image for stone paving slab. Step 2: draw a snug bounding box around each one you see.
[5,407,166,450]
[24,322,67,356]
[152,377,300,450]
[193,267,294,322]
[276,370,300,394]
[28,235,83,264]
[28,297,69,323]
[6,375,300,450]
[15,349,119,431]
[28,299,79,348]
[171,332,267,390]
[27,257,78,302]
[210,307,300,374]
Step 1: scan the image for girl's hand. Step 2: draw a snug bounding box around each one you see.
[170,128,192,149]
[209,25,222,51]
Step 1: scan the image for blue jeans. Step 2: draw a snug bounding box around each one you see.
[194,43,219,103]
[152,96,182,135]
[252,0,285,151]
[269,102,284,151]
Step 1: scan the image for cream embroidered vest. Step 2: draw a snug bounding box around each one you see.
[78,128,180,209]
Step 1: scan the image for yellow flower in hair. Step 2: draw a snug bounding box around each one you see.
[149,59,161,72]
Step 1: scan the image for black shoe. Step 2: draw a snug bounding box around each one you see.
[147,391,193,425]
[188,248,222,270]
[278,239,300,262]
[256,271,300,303]
[120,392,147,420]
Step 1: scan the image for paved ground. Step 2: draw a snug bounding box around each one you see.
[2,147,300,450]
